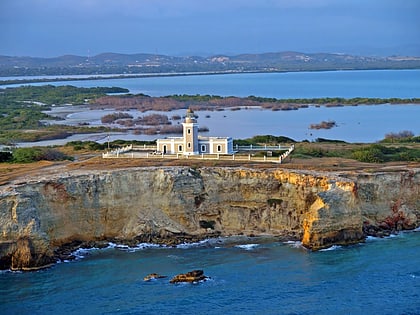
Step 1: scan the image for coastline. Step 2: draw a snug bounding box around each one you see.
[1,163,418,271]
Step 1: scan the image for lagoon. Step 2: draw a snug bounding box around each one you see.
[6,69,420,145]
[38,103,420,144]
[3,69,420,99]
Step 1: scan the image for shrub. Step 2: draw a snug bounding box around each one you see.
[0,151,12,162]
[351,145,386,163]
[12,147,72,163]
[101,112,133,124]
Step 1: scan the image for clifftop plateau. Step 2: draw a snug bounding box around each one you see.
[0,165,419,270]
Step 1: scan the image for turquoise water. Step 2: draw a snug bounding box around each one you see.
[1,232,419,315]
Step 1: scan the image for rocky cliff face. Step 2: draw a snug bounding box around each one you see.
[1,166,419,270]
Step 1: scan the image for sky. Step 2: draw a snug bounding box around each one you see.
[0,0,419,57]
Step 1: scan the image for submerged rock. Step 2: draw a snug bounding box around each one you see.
[170,270,208,283]
[143,273,167,281]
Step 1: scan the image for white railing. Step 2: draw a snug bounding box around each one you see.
[103,144,295,164]
[102,144,133,158]
[132,144,158,150]
[235,144,292,151]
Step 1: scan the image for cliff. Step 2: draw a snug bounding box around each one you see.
[0,166,419,270]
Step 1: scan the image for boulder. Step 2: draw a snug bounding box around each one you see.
[170,270,208,283]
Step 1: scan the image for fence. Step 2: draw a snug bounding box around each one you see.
[103,144,294,164]
[102,144,133,158]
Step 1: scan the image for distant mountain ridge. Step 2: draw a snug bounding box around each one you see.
[1,51,419,76]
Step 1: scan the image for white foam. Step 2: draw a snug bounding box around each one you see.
[235,244,259,250]
[283,240,303,248]
[176,239,214,249]
[319,245,342,252]
[107,242,162,252]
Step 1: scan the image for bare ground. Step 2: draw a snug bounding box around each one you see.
[1,153,418,187]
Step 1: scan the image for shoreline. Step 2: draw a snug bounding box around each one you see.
[1,164,418,271]
[4,228,419,272]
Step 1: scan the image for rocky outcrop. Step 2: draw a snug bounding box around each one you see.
[0,166,419,270]
[170,270,208,283]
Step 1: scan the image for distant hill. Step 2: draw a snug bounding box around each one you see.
[0,51,419,76]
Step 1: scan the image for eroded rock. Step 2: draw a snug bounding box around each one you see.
[0,166,418,270]
[170,270,208,283]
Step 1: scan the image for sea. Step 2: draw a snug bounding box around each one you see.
[1,70,420,314]
[1,233,419,315]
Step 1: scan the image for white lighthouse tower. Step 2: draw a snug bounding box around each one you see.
[182,108,199,155]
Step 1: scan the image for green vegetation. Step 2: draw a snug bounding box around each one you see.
[293,142,419,163]
[233,135,295,146]
[8,147,72,163]
[351,144,420,163]
[380,131,420,143]
[0,85,127,144]
[65,139,156,151]
[0,85,128,105]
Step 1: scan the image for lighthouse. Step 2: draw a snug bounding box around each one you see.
[156,108,233,155]
[182,108,199,155]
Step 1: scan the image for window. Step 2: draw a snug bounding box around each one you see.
[201,145,206,152]
[178,145,183,152]
[187,142,191,148]
[217,145,222,152]
[187,129,191,134]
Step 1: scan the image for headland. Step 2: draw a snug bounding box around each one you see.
[0,156,418,271]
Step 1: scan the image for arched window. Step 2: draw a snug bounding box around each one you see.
[178,145,183,152]
[187,142,191,148]
[187,129,191,134]
[201,145,206,152]
[217,145,222,152]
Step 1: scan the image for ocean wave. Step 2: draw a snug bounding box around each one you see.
[319,245,342,252]
[71,246,101,260]
[283,240,303,248]
[234,244,259,250]
[107,242,162,252]
[176,239,214,249]
[365,232,402,242]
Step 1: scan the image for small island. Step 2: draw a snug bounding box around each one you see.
[309,120,337,130]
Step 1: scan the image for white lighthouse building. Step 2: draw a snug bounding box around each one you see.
[156,108,234,155]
